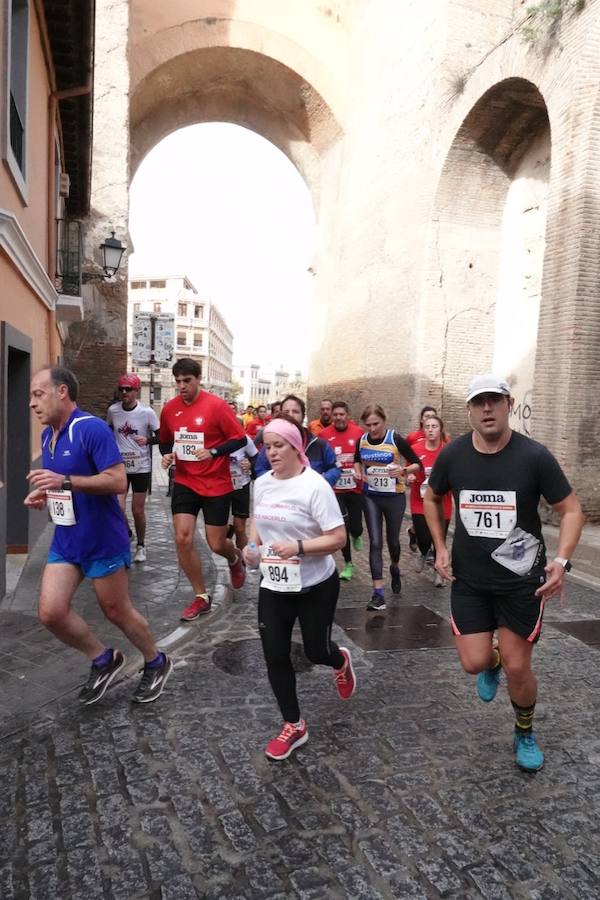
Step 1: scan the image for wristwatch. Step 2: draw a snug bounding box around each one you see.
[62,476,72,492]
[554,557,572,572]
[210,448,218,458]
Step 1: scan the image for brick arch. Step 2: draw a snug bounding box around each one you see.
[417,77,551,437]
[129,17,344,204]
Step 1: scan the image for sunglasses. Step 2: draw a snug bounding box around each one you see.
[119,386,134,393]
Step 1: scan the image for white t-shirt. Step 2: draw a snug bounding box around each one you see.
[229,436,258,491]
[253,467,344,589]
[106,402,159,474]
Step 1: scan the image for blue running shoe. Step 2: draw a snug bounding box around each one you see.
[513,730,544,771]
[476,665,501,702]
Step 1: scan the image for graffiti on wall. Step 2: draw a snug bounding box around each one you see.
[510,388,532,437]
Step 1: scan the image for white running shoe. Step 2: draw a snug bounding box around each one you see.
[414,553,425,573]
[134,545,147,563]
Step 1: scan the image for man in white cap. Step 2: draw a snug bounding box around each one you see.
[424,373,584,772]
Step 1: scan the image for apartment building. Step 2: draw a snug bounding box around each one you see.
[233,363,306,408]
[127,275,233,409]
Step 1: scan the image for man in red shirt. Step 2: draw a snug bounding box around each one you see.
[245,404,270,441]
[160,358,247,620]
[320,401,364,581]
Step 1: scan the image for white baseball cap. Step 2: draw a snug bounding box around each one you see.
[466,374,511,403]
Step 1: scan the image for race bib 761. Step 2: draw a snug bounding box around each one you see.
[459,490,517,538]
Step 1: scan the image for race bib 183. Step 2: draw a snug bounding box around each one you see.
[459,490,517,538]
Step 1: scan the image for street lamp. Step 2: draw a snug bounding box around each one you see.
[82,230,126,282]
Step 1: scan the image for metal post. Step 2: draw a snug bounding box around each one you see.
[148,315,157,408]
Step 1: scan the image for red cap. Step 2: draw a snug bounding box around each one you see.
[117,373,141,390]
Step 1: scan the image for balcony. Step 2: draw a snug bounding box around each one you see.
[55,218,83,323]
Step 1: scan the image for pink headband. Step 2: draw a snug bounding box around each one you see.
[263,418,310,468]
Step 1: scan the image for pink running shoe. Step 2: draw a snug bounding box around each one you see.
[334,647,356,700]
[230,551,246,590]
[265,720,308,760]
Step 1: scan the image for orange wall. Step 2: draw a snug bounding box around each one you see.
[0,250,52,456]
[0,4,51,268]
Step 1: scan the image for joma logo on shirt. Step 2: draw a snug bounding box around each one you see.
[468,492,506,503]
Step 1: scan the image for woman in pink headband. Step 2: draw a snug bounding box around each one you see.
[244,413,357,761]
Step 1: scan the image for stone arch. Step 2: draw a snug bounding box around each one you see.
[129,16,344,206]
[419,77,551,436]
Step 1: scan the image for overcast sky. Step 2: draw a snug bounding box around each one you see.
[128,123,316,375]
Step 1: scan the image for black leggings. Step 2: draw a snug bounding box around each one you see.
[258,570,343,723]
[337,492,364,563]
[363,493,406,581]
[411,513,450,558]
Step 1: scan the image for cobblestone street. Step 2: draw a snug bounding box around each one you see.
[2,474,600,899]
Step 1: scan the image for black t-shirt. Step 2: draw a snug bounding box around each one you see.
[428,431,572,587]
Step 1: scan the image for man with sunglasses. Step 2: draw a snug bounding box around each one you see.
[107,374,159,562]
[424,373,583,772]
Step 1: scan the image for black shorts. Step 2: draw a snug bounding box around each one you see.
[171,482,231,526]
[231,482,251,519]
[127,472,151,493]
[450,575,546,643]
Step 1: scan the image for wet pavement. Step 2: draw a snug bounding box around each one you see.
[1,474,600,899]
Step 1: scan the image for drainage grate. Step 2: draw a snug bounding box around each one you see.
[334,605,455,651]
[212,638,313,676]
[550,620,600,649]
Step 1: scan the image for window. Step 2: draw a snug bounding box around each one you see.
[193,333,203,349]
[149,279,166,289]
[177,331,186,347]
[154,386,162,402]
[133,303,140,312]
[194,305,203,319]
[131,281,146,290]
[5,0,29,192]
[153,303,161,313]
[178,302,187,317]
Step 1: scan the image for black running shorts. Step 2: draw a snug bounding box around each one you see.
[127,472,151,493]
[450,575,546,643]
[231,482,251,519]
[171,483,231,526]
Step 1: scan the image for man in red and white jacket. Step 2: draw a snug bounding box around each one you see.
[320,401,365,581]
[160,358,247,620]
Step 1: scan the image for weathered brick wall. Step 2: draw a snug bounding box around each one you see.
[309,1,600,518]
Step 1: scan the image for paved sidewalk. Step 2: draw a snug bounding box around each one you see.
[2,498,600,898]
[0,457,232,736]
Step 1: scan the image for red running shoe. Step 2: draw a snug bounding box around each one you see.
[265,720,308,760]
[180,594,212,621]
[230,551,246,589]
[334,647,356,700]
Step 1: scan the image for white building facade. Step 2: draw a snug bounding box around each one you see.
[128,275,233,409]
[233,363,306,408]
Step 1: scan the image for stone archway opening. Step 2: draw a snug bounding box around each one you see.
[130,45,343,208]
[128,121,317,399]
[422,77,550,436]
